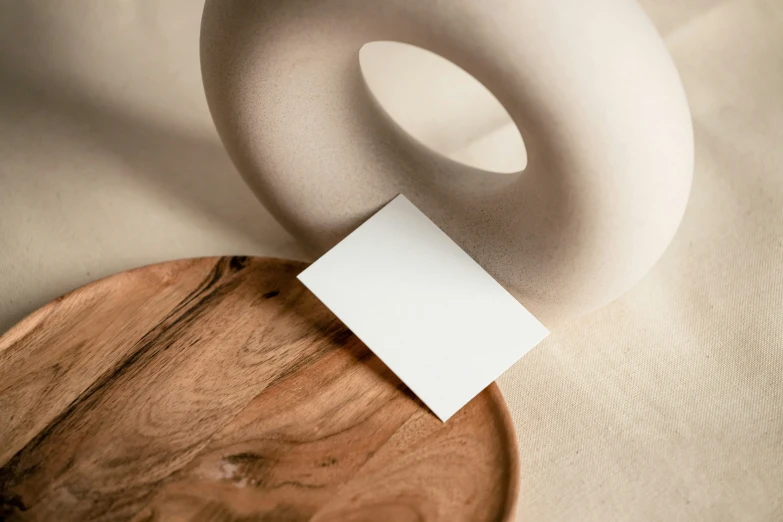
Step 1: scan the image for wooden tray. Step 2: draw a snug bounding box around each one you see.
[0,257,519,521]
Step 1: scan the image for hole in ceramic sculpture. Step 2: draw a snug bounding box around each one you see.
[359,41,526,175]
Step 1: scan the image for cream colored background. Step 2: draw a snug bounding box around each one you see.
[0,1,781,520]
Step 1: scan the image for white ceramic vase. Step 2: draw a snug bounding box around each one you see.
[200,0,693,325]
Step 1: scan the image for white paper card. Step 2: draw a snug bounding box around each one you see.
[297,195,549,421]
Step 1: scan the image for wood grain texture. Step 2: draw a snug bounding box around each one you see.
[0,257,519,521]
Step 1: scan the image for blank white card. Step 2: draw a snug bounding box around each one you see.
[297,195,549,421]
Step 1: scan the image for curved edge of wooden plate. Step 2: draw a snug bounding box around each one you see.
[0,256,522,521]
[487,381,521,521]
[0,257,210,350]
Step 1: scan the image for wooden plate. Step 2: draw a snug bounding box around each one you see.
[0,257,519,521]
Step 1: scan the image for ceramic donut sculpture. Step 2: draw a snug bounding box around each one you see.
[200,0,693,325]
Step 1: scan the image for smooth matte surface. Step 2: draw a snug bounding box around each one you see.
[0,1,781,520]
[201,0,693,325]
[0,257,519,521]
[299,195,548,421]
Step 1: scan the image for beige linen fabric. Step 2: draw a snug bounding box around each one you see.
[0,1,780,520]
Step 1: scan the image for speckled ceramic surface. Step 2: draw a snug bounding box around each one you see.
[200,0,693,325]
